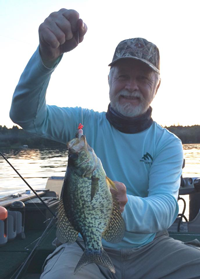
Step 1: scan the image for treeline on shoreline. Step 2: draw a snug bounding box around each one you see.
[0,124,200,149]
[0,125,65,149]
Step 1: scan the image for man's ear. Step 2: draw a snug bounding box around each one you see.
[155,78,161,96]
[108,67,114,86]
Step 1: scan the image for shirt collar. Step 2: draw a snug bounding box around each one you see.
[106,104,153,134]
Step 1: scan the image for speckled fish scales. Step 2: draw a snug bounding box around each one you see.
[56,135,125,274]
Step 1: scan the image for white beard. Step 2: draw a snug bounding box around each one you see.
[110,90,151,117]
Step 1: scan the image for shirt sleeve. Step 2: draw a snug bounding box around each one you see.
[122,136,183,233]
[10,47,60,130]
[9,47,80,143]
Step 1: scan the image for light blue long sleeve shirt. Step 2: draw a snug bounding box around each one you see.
[10,48,183,249]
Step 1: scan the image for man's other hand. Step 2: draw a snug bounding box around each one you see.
[110,181,128,213]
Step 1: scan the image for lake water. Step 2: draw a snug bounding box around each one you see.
[0,147,68,198]
[0,144,200,218]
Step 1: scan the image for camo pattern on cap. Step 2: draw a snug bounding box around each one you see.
[109,38,160,74]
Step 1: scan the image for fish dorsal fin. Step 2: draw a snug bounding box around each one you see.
[106,176,117,191]
[91,176,99,201]
[102,195,125,243]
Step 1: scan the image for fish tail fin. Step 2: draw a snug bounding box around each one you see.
[74,249,115,274]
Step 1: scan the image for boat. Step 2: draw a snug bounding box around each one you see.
[1,174,200,279]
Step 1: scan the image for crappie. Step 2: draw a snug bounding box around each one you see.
[56,134,125,274]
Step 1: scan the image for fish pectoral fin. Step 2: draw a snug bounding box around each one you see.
[74,249,115,274]
[102,196,125,243]
[56,199,79,244]
[91,176,99,201]
[106,176,117,191]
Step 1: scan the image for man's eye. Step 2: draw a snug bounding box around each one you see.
[118,75,129,79]
[138,75,148,81]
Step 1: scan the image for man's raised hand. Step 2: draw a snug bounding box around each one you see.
[39,9,87,66]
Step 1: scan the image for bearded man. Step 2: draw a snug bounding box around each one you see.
[10,8,200,279]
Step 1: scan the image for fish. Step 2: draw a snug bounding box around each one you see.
[56,132,125,274]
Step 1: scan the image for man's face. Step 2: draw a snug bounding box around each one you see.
[108,59,160,117]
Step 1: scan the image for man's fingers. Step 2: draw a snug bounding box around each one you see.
[68,19,87,45]
[110,181,128,213]
[54,20,73,43]
[62,9,80,32]
[40,10,75,47]
[78,20,87,43]
[39,27,57,49]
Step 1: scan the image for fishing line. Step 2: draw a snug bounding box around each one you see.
[81,107,84,126]
[0,152,56,218]
[11,217,56,279]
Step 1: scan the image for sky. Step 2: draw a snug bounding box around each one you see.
[1,0,200,128]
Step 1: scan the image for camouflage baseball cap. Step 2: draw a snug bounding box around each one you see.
[109,38,160,74]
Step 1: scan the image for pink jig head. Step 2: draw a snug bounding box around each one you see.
[77,123,84,138]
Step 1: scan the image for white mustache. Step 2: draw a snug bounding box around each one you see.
[118,90,142,99]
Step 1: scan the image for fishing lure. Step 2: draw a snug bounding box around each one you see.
[77,123,84,138]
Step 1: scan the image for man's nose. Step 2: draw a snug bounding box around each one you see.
[124,79,139,92]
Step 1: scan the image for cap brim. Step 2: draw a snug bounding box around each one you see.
[108,57,160,74]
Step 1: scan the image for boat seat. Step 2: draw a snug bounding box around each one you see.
[179,176,200,195]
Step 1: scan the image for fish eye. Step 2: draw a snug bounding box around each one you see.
[69,153,79,160]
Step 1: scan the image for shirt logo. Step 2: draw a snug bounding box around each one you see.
[140,152,153,165]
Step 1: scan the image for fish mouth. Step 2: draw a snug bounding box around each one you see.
[68,136,86,153]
